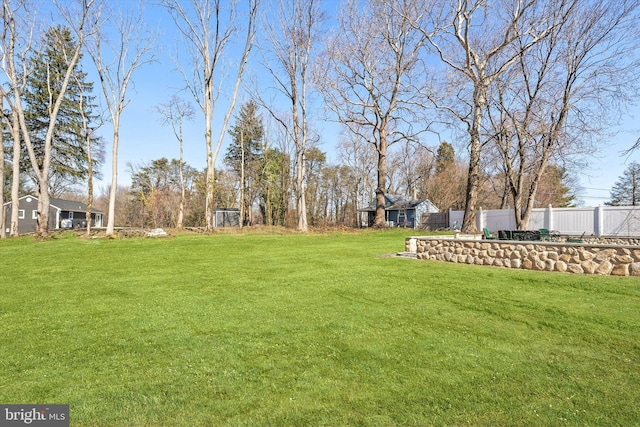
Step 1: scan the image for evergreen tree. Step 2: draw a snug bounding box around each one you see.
[435,141,455,174]
[259,147,290,226]
[224,101,265,225]
[536,165,575,207]
[22,25,101,193]
[225,101,264,169]
[608,162,640,206]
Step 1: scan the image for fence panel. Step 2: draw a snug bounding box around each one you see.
[602,206,640,236]
[449,209,465,230]
[421,212,449,230]
[484,209,517,231]
[551,208,594,234]
[448,205,640,236]
[528,209,546,230]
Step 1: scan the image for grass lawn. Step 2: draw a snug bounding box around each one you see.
[0,229,639,426]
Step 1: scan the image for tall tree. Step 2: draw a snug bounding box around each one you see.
[609,162,640,206]
[163,0,259,232]
[319,0,429,227]
[128,158,197,228]
[156,96,195,229]
[2,0,33,237]
[535,165,575,208]
[22,25,101,196]
[87,2,155,235]
[419,141,466,211]
[224,100,264,226]
[488,0,640,229]
[2,0,96,237]
[408,0,551,232]
[259,0,323,232]
[435,141,454,175]
[258,146,290,226]
[337,134,377,227]
[0,94,5,238]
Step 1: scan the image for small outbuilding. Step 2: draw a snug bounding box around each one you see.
[359,194,439,229]
[3,195,103,235]
[213,208,240,228]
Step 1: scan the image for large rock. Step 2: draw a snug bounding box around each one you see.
[581,260,598,274]
[596,260,613,275]
[146,228,168,237]
[567,264,584,274]
[555,261,568,273]
[611,264,629,276]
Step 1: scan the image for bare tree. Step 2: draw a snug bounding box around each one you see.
[257,0,324,231]
[86,2,155,235]
[2,0,33,237]
[318,0,430,227]
[337,134,377,227]
[156,96,195,229]
[74,70,104,236]
[163,0,259,232]
[2,0,95,237]
[487,0,640,228]
[407,0,552,232]
[0,94,5,239]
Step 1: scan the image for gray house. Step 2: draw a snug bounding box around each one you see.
[3,195,103,235]
[359,194,439,229]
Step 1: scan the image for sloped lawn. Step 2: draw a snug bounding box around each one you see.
[1,230,639,426]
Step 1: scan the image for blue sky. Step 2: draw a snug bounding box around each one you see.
[78,1,640,207]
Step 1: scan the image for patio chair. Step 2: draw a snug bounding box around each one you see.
[483,228,497,240]
[567,232,586,243]
[539,228,550,241]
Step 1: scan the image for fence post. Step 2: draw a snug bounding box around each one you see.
[546,204,553,230]
[595,205,604,237]
[477,207,484,231]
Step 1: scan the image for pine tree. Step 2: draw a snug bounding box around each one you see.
[224,101,265,225]
[609,162,640,206]
[435,141,455,174]
[225,101,264,169]
[22,25,101,193]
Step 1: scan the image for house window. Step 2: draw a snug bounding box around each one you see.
[69,211,74,220]
[18,209,25,219]
[32,210,38,219]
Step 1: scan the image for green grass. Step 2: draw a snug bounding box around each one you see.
[1,229,639,426]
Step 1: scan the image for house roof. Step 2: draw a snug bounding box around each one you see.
[358,194,438,212]
[4,195,103,214]
[51,197,102,213]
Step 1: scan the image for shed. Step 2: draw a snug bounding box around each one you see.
[3,195,103,235]
[213,208,240,227]
[358,194,439,228]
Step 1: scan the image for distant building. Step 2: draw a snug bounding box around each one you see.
[358,194,439,228]
[3,195,103,235]
[213,208,240,227]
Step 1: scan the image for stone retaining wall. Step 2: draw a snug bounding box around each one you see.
[405,236,640,276]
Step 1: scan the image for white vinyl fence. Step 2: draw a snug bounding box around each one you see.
[449,205,640,237]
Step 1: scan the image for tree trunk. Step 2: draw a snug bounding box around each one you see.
[240,130,245,228]
[10,108,20,237]
[0,104,4,239]
[374,127,388,228]
[177,143,185,230]
[461,86,485,234]
[204,79,215,231]
[86,132,94,236]
[106,127,119,235]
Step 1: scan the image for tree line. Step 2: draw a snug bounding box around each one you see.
[2,0,639,237]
